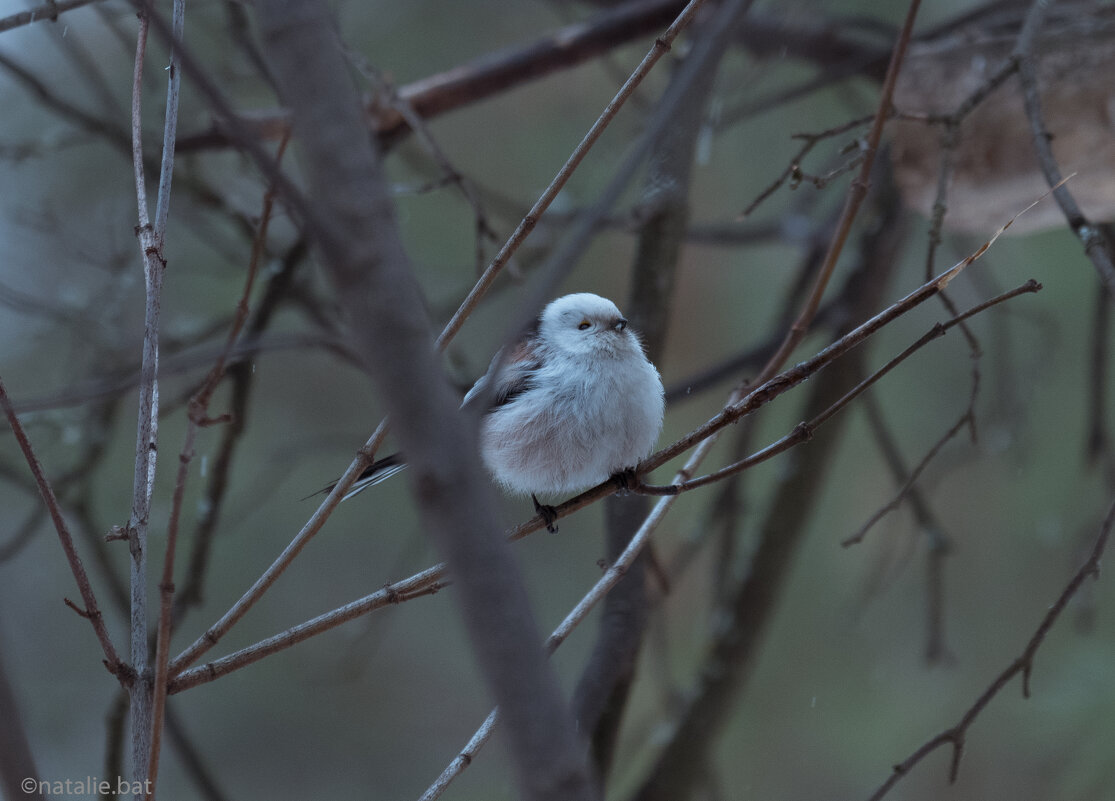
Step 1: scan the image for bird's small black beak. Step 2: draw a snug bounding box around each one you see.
[612,318,628,332]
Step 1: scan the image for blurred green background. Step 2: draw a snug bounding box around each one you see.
[0,1,1112,799]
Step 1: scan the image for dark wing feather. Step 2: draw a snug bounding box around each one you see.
[464,337,542,412]
[491,340,541,408]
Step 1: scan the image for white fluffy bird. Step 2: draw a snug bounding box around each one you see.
[331,293,665,524]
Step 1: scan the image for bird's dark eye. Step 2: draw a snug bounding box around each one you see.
[578,320,591,330]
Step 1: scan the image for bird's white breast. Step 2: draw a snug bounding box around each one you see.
[480,345,664,496]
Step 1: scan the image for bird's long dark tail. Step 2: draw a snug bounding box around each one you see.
[304,453,407,501]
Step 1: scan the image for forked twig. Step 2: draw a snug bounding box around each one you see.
[643,281,1040,498]
[146,134,287,795]
[168,163,1059,711]
[163,0,711,680]
[165,279,1043,696]
[866,496,1115,800]
[842,411,972,546]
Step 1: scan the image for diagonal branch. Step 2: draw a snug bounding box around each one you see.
[256,1,600,798]
[0,376,128,681]
[652,281,1039,498]
[0,0,104,34]
[168,564,448,693]
[571,0,733,782]
[175,0,690,152]
[842,409,972,546]
[164,279,1042,696]
[753,0,921,385]
[161,0,707,678]
[866,495,1115,800]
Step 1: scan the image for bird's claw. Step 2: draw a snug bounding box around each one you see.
[532,494,559,533]
[614,467,640,496]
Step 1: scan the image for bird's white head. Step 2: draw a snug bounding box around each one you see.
[538,293,636,357]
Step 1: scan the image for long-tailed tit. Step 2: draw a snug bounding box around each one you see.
[327,293,665,527]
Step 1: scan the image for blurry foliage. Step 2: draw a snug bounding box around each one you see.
[0,1,1113,800]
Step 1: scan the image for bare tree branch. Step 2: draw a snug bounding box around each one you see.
[1014,0,1115,297]
[754,0,922,385]
[127,11,158,783]
[176,0,691,152]
[652,281,1037,498]
[435,0,710,351]
[129,0,708,687]
[145,127,276,798]
[254,1,600,798]
[859,391,956,664]
[628,157,910,801]
[126,0,185,782]
[572,2,731,781]
[168,564,448,694]
[0,376,128,680]
[0,0,107,36]
[843,409,973,546]
[865,494,1115,800]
